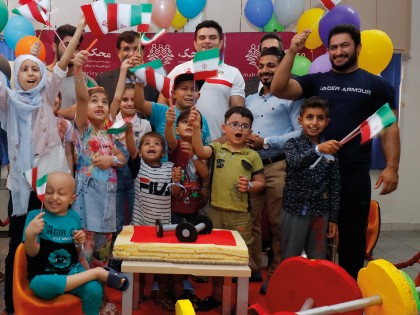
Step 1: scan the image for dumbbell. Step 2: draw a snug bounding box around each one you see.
[155,218,186,238]
[175,215,213,243]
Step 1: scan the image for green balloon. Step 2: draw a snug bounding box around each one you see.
[0,0,8,33]
[262,13,284,32]
[291,55,311,76]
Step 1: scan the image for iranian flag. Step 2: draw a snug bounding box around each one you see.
[107,119,129,135]
[24,168,48,202]
[360,103,396,144]
[130,59,166,76]
[141,29,166,46]
[193,48,220,80]
[131,66,171,100]
[319,0,341,10]
[81,0,115,39]
[18,0,49,12]
[13,1,52,27]
[107,3,152,33]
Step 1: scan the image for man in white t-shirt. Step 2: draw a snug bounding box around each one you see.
[158,20,245,140]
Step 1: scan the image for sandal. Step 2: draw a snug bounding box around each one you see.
[180,292,201,310]
[104,267,130,291]
[198,296,222,311]
[161,297,176,311]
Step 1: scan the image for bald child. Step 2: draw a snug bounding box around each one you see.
[23,172,129,315]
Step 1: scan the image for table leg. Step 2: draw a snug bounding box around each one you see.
[236,277,249,315]
[122,272,134,315]
[222,277,232,315]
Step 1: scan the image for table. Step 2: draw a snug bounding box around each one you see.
[121,261,251,315]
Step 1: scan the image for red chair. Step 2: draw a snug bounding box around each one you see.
[13,243,83,315]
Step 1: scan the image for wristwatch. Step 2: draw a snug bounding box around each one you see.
[263,138,270,150]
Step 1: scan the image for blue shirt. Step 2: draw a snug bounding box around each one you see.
[149,102,211,162]
[245,91,303,159]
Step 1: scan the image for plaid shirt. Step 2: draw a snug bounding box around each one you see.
[283,133,340,223]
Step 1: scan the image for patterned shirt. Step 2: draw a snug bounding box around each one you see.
[283,133,340,223]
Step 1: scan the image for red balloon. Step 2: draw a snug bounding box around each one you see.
[149,0,177,29]
[15,36,46,61]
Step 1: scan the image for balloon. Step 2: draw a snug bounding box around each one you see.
[244,0,273,28]
[3,16,35,51]
[308,52,332,74]
[0,0,8,33]
[359,30,393,75]
[297,8,324,50]
[291,55,311,76]
[149,0,177,29]
[176,0,206,19]
[262,13,284,32]
[273,0,305,28]
[171,9,188,30]
[15,36,47,62]
[318,5,361,47]
[0,54,11,81]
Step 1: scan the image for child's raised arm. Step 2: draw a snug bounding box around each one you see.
[110,59,132,120]
[73,50,90,131]
[189,107,212,159]
[125,123,138,159]
[164,105,177,150]
[134,82,153,117]
[56,16,86,71]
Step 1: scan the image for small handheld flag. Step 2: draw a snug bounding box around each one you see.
[107,3,152,33]
[140,29,166,46]
[130,59,166,76]
[24,167,48,202]
[81,0,115,38]
[360,103,396,144]
[18,0,49,12]
[107,119,129,134]
[192,48,220,80]
[13,1,52,27]
[131,67,171,100]
[319,0,341,10]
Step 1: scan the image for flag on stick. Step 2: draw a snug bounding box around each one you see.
[140,29,166,45]
[319,0,341,10]
[131,66,171,100]
[18,0,49,12]
[24,168,48,202]
[13,1,52,27]
[192,48,220,80]
[107,3,152,33]
[130,59,166,76]
[81,0,115,38]
[107,119,129,134]
[360,103,396,144]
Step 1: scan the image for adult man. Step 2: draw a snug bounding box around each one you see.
[245,33,283,97]
[160,20,245,140]
[245,47,303,294]
[47,24,96,109]
[271,24,400,279]
[97,30,159,104]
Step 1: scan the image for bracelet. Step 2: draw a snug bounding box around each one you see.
[248,181,254,190]
[112,156,123,166]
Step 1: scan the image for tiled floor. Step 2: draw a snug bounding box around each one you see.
[1,230,420,312]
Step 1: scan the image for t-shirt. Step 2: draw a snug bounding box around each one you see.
[168,61,245,140]
[209,142,264,212]
[128,156,173,226]
[295,69,396,166]
[168,140,202,214]
[23,209,82,280]
[149,102,211,162]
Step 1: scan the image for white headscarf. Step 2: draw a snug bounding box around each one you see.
[7,55,47,215]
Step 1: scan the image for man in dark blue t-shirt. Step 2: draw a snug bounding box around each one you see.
[270,24,400,279]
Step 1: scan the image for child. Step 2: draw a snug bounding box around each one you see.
[134,71,210,162]
[110,58,152,236]
[280,96,341,262]
[72,50,126,268]
[23,172,129,315]
[0,18,85,315]
[190,106,265,311]
[125,129,182,307]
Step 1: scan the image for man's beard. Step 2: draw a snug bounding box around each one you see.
[330,52,357,72]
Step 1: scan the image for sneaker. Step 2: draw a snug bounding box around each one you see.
[250,271,262,282]
[198,296,222,311]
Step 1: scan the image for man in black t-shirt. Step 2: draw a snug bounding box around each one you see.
[270,24,400,279]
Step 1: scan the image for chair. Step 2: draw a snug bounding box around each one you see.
[365,200,381,256]
[13,243,83,315]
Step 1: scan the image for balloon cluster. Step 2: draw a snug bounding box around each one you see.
[244,0,394,76]
[148,0,207,30]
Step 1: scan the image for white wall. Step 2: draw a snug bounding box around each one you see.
[2,0,419,227]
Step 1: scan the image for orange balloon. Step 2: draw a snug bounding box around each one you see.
[15,36,46,61]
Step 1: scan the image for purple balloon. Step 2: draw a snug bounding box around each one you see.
[308,52,332,74]
[318,5,361,47]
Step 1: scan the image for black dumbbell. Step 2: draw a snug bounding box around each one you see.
[155,218,187,237]
[175,215,213,242]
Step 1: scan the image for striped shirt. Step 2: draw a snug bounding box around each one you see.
[129,156,173,226]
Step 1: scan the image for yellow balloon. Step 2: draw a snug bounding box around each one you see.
[171,9,188,30]
[296,8,324,50]
[359,30,393,75]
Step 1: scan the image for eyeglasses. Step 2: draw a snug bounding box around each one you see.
[225,122,251,132]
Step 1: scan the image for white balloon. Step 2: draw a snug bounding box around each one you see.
[274,0,305,28]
